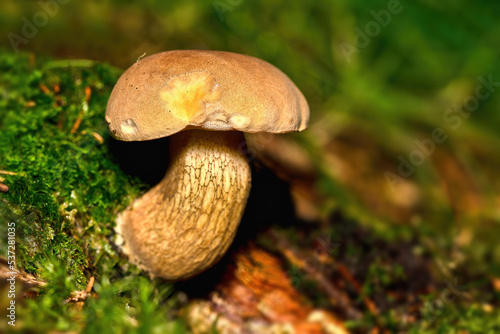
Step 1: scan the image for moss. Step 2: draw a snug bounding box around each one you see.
[405,304,500,333]
[0,50,186,332]
[1,51,129,281]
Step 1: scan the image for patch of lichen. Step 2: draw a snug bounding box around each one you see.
[0,50,188,332]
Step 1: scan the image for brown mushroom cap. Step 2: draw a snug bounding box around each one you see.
[106,50,309,141]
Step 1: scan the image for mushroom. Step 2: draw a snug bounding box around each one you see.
[106,50,309,280]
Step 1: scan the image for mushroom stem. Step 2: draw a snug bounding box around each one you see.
[115,130,251,280]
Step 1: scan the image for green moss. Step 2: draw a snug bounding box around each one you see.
[406,304,500,333]
[0,50,186,332]
[1,51,130,281]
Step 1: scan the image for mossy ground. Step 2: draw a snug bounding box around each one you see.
[0,51,187,333]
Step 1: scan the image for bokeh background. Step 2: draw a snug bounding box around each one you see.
[1,0,499,333]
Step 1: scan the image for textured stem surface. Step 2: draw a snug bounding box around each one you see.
[115,130,251,280]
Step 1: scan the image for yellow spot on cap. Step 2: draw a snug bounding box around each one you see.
[160,71,222,122]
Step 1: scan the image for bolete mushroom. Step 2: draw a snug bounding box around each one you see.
[106,50,309,280]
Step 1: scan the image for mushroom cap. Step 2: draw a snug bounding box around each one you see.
[106,50,309,141]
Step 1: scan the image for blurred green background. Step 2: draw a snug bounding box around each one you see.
[3,0,500,210]
[1,0,500,333]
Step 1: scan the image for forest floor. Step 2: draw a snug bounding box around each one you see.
[0,49,499,334]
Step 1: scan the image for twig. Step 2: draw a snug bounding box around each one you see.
[136,52,147,62]
[85,277,95,293]
[0,256,46,289]
[92,132,104,144]
[39,84,51,95]
[70,86,91,134]
[65,276,96,306]
[85,86,91,103]
[0,170,17,176]
[70,116,83,134]
[336,263,379,316]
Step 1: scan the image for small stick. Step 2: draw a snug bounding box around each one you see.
[92,132,104,144]
[0,170,17,176]
[337,263,379,315]
[70,117,83,134]
[70,87,91,134]
[65,276,96,307]
[85,277,95,293]
[39,84,51,95]
[136,52,147,62]
[85,86,92,103]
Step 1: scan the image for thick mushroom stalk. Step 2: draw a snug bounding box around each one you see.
[115,130,251,280]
